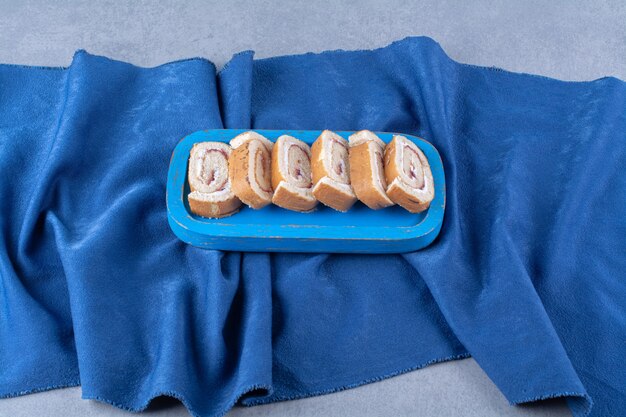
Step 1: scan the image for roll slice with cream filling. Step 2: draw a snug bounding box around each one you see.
[384,135,434,213]
[348,130,394,210]
[229,132,273,209]
[188,141,241,218]
[311,130,357,212]
[271,135,317,212]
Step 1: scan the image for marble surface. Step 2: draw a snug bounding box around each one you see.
[1,1,624,416]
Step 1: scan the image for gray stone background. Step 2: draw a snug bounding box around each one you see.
[0,1,624,416]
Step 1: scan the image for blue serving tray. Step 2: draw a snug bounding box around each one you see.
[166,130,445,253]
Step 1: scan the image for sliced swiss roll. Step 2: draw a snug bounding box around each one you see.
[228,132,274,209]
[188,142,241,218]
[348,130,394,209]
[311,130,357,212]
[384,135,435,213]
[271,135,317,212]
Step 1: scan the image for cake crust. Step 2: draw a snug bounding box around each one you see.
[229,139,273,209]
[311,130,357,212]
[348,131,394,210]
[384,136,434,213]
[188,194,241,218]
[271,135,317,212]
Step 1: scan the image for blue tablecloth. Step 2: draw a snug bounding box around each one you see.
[1,37,624,417]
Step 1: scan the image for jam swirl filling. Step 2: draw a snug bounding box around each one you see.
[196,148,229,192]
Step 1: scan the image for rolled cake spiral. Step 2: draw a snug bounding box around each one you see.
[311,130,357,212]
[187,142,241,218]
[229,132,274,209]
[384,135,434,213]
[348,130,394,209]
[271,135,317,212]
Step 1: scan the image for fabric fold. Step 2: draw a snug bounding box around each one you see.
[0,62,80,397]
[1,51,275,417]
[217,50,254,129]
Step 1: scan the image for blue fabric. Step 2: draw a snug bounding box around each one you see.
[0,38,624,417]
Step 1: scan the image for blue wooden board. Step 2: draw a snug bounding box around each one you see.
[166,130,446,253]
